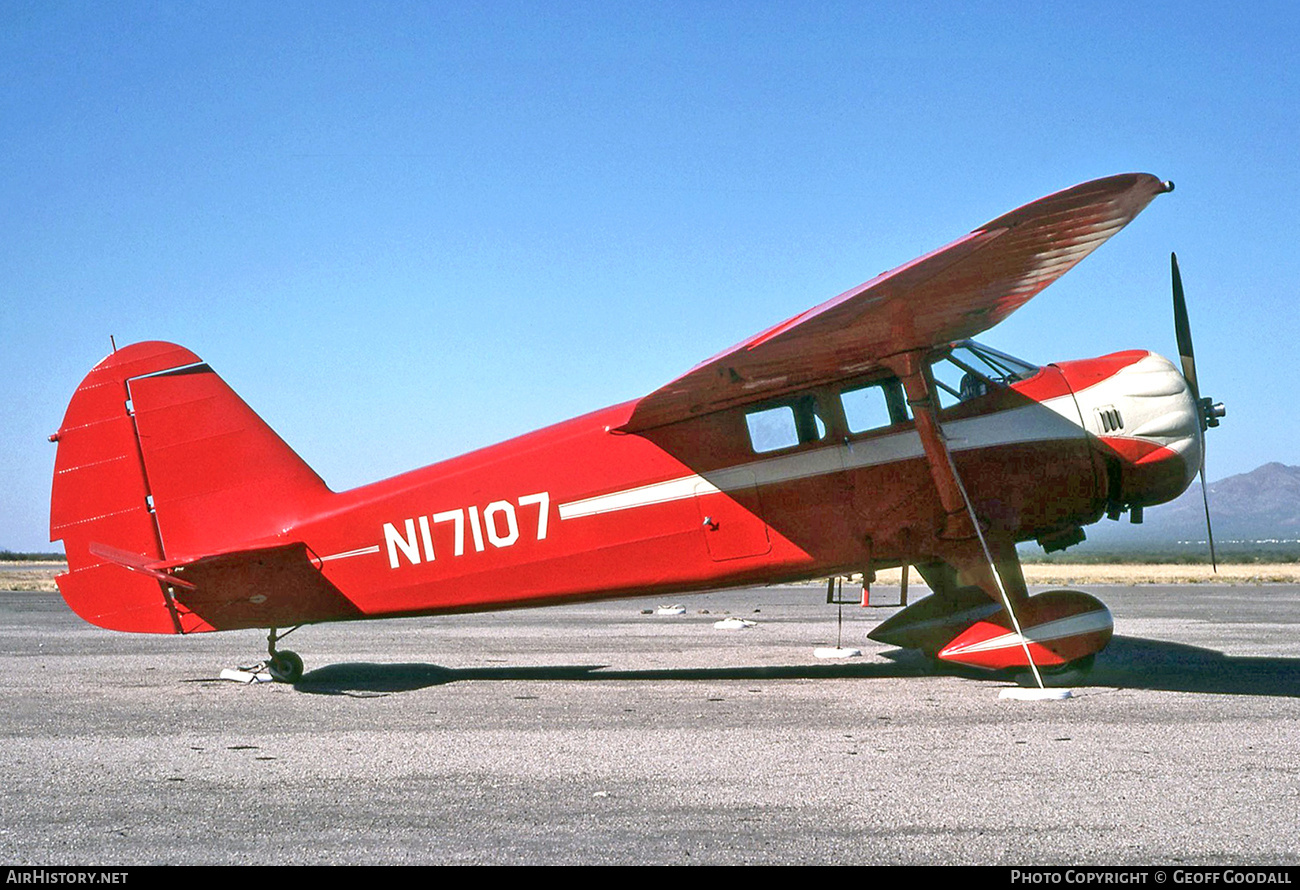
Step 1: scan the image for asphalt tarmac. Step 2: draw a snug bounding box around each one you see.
[2,582,1298,865]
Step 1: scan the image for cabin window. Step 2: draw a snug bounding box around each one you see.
[745,395,826,453]
[840,379,911,433]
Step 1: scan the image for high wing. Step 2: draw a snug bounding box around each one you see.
[620,173,1171,433]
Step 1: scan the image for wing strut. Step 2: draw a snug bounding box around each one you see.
[882,350,1047,692]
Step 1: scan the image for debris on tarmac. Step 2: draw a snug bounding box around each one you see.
[218,667,273,684]
[713,617,757,630]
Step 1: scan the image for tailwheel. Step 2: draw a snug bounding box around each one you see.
[265,626,304,684]
[268,650,304,683]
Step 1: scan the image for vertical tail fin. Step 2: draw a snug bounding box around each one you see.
[50,341,331,633]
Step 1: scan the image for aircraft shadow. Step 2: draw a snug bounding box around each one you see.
[878,634,1300,698]
[294,657,934,695]
[292,635,1300,698]
[1073,634,1300,697]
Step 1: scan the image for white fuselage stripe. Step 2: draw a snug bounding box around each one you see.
[319,545,382,562]
[558,396,1082,520]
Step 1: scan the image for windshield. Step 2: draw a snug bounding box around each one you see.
[929,340,1039,408]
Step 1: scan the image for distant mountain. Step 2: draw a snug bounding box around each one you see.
[1073,462,1300,552]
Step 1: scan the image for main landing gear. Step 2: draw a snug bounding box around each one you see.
[869,586,1113,674]
[265,626,304,683]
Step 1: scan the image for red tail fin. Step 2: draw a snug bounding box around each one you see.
[50,342,331,633]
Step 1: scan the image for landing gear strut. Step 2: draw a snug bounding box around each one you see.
[266,627,304,683]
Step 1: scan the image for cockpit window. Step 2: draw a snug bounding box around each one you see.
[745,395,826,453]
[955,341,1039,382]
[930,340,1038,410]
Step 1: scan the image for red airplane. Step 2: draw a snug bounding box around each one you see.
[49,173,1223,683]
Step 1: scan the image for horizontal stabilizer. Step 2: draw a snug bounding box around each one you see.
[89,542,196,590]
[75,541,362,633]
[165,542,364,632]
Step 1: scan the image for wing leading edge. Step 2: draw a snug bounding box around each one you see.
[620,173,1172,433]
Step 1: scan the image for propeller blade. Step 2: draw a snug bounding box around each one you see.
[1171,252,1202,404]
[1198,459,1218,573]
[1172,252,1219,571]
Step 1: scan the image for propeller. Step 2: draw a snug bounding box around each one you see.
[1170,252,1226,570]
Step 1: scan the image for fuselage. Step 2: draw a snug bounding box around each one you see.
[244,344,1200,625]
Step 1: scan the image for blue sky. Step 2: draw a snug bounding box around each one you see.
[3,2,1297,551]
